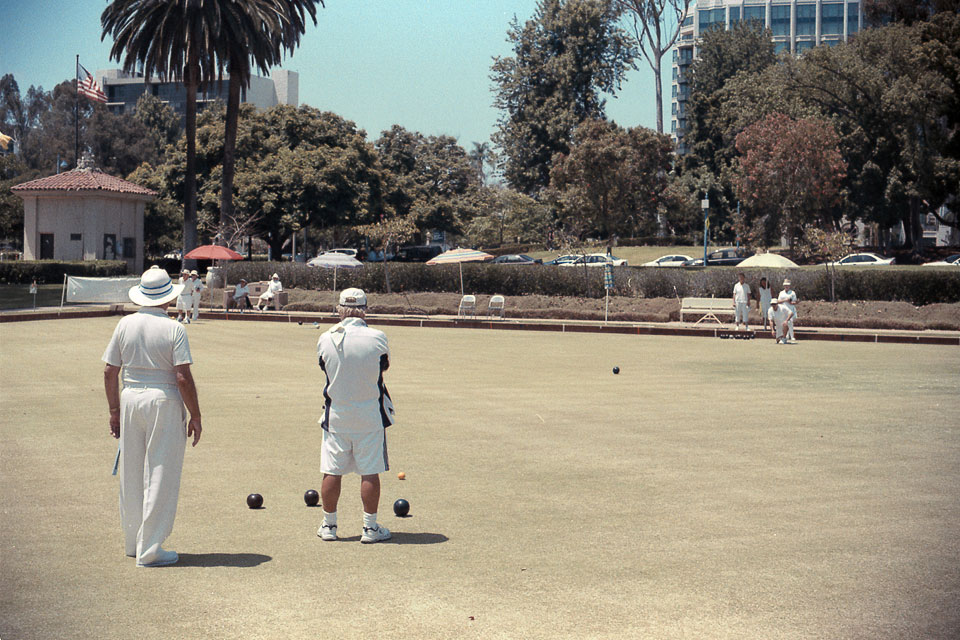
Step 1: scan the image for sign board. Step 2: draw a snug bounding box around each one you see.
[603,263,614,290]
[701,198,709,209]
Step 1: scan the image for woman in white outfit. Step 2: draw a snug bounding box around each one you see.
[258,273,283,311]
[189,270,204,321]
[175,269,192,323]
[778,278,798,342]
[756,276,772,330]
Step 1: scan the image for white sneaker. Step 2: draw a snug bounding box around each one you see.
[137,548,178,567]
[361,524,391,544]
[317,523,338,541]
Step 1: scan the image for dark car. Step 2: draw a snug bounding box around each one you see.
[393,245,443,262]
[682,248,753,267]
[492,254,541,265]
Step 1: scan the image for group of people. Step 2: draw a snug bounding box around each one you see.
[229,273,284,312]
[175,269,204,323]
[102,267,393,567]
[732,273,798,344]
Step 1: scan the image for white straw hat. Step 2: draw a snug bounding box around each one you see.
[129,266,183,306]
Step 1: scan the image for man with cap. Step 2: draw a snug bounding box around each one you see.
[257,273,283,311]
[767,294,795,344]
[175,269,192,323]
[316,288,395,544]
[231,278,253,312]
[778,279,798,342]
[189,270,204,321]
[102,266,203,567]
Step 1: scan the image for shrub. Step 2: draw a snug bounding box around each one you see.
[0,260,128,284]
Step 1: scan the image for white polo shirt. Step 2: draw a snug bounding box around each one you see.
[233,283,250,299]
[733,282,751,304]
[317,317,393,432]
[103,307,193,386]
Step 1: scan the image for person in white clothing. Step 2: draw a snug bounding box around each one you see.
[175,269,192,323]
[756,276,773,330]
[102,266,202,567]
[316,288,395,544]
[231,278,253,312]
[189,270,204,321]
[767,294,795,344]
[257,273,283,311]
[778,278,798,342]
[732,271,751,330]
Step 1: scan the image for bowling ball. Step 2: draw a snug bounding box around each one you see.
[246,493,263,509]
[613,366,620,374]
[393,498,410,517]
[298,321,303,325]
[304,489,320,506]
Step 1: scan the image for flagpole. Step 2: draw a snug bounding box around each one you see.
[75,55,79,169]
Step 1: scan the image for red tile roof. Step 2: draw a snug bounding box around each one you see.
[11,168,156,196]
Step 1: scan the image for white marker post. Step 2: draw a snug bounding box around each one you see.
[603,262,614,323]
[29,280,38,309]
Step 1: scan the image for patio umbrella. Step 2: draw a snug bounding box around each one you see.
[184,244,245,260]
[426,247,494,295]
[738,252,798,268]
[307,252,363,290]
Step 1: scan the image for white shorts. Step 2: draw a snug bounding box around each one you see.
[735,302,750,324]
[176,296,192,311]
[321,429,388,476]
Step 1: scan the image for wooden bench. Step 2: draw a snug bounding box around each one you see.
[680,297,735,324]
[222,281,288,311]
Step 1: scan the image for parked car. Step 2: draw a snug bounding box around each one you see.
[641,254,694,267]
[492,254,541,265]
[559,253,628,267]
[319,248,358,258]
[823,252,895,267]
[393,245,443,262]
[543,254,580,266]
[682,248,752,267]
[922,253,960,266]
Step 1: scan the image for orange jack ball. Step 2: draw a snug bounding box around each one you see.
[397,472,406,480]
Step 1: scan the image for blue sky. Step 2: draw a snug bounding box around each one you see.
[1,0,670,148]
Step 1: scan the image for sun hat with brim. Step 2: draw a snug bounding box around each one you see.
[272,273,280,279]
[339,287,367,307]
[129,266,183,307]
[783,279,792,287]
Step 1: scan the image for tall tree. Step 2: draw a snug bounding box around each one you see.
[863,0,960,26]
[614,0,691,134]
[491,0,635,194]
[468,141,491,185]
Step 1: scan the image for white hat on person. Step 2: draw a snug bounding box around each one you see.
[190,270,199,276]
[129,266,183,307]
[783,279,792,287]
[272,273,280,279]
[338,288,367,308]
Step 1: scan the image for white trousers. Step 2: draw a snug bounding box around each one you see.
[191,293,201,320]
[734,302,750,326]
[119,385,187,564]
[176,295,192,314]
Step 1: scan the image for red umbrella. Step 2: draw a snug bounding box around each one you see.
[184,245,245,260]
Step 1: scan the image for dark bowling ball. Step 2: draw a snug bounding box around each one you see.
[304,489,320,506]
[393,498,410,517]
[298,321,303,325]
[613,366,620,374]
[246,493,263,509]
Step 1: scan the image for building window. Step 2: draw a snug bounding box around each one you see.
[771,4,791,36]
[774,40,790,54]
[796,40,815,54]
[103,234,117,260]
[682,16,693,28]
[40,233,54,260]
[744,5,765,26]
[122,237,136,259]
[698,8,725,32]
[796,4,816,36]
[729,6,741,23]
[70,233,82,242]
[847,3,859,34]
[822,3,844,35]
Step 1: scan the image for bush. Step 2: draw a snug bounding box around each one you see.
[0,260,129,284]
[220,261,960,305]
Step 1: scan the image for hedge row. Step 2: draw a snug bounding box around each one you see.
[221,262,960,306]
[0,260,129,284]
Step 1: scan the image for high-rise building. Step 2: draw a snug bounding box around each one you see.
[672,1,862,153]
[96,68,299,118]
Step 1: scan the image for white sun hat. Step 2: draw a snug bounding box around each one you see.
[338,288,367,307]
[129,266,183,307]
[272,273,280,279]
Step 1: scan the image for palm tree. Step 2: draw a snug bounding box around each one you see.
[469,141,490,186]
[219,0,321,246]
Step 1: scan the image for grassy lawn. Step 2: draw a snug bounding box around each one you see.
[1,318,958,639]
[0,284,65,310]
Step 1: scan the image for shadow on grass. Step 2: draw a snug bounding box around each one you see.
[173,552,272,567]
[332,532,448,545]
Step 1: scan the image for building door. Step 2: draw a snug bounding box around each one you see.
[39,233,54,259]
[103,234,116,260]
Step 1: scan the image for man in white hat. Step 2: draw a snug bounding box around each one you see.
[231,278,252,312]
[175,269,192,323]
[767,293,795,344]
[102,266,203,567]
[257,273,283,311]
[778,278,798,342]
[732,271,751,331]
[189,270,204,321]
[316,288,395,544]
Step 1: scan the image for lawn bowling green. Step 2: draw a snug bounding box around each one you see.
[1,317,958,639]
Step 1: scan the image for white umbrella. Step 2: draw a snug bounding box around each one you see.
[426,248,494,295]
[307,253,363,289]
[738,252,798,268]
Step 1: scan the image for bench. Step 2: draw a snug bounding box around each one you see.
[222,281,288,311]
[680,297,735,324]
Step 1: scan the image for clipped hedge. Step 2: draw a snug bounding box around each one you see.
[220,261,960,306]
[0,260,129,284]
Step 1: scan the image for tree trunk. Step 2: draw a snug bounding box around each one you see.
[182,59,199,271]
[654,53,663,134]
[220,68,242,246]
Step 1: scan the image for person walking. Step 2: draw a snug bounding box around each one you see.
[316,288,395,544]
[189,270,204,321]
[779,279,798,343]
[756,276,773,330]
[102,266,202,567]
[257,273,283,311]
[767,294,794,344]
[732,271,751,331]
[175,269,192,323]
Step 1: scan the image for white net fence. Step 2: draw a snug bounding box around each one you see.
[64,276,140,304]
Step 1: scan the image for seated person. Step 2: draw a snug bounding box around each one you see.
[257,273,283,310]
[231,278,253,312]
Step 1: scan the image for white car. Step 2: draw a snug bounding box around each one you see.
[544,254,581,266]
[319,248,358,258]
[641,254,694,267]
[922,253,960,266]
[558,253,628,267]
[824,252,895,266]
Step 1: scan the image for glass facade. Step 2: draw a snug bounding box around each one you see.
[744,5,765,25]
[699,8,726,31]
[796,4,816,36]
[795,40,815,53]
[771,4,791,36]
[729,6,741,23]
[848,3,859,33]
[822,2,844,35]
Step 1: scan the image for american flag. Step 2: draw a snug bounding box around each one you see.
[78,64,107,103]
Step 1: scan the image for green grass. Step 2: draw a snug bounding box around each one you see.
[0,283,65,310]
[1,318,959,639]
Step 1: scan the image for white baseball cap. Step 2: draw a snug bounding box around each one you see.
[128,266,183,307]
[338,288,367,307]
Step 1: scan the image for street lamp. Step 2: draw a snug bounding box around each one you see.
[701,197,709,265]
